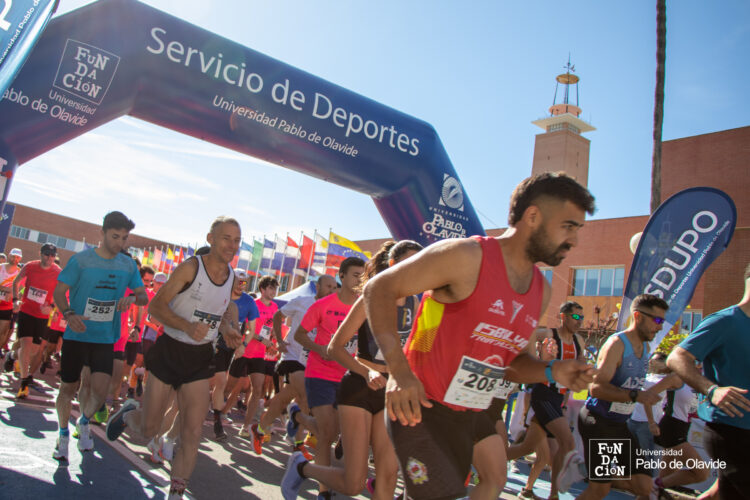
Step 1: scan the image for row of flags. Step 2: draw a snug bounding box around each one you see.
[128,230,372,281]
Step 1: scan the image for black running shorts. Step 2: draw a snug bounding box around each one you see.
[336,371,386,414]
[60,338,114,383]
[654,415,690,449]
[213,346,234,373]
[17,311,48,345]
[228,356,265,378]
[703,421,750,499]
[145,333,215,389]
[387,401,496,499]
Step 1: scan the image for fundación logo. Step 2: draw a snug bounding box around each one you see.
[589,439,631,480]
[53,39,121,105]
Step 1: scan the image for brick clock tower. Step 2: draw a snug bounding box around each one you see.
[531,60,594,187]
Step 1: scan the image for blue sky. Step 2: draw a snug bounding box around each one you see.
[8,0,750,247]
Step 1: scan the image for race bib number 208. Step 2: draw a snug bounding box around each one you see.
[443,356,506,410]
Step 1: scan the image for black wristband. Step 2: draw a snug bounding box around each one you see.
[629,389,639,402]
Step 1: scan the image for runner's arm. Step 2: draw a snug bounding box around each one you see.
[294,324,326,358]
[272,310,287,345]
[11,265,28,300]
[218,301,242,349]
[149,258,208,342]
[328,297,382,383]
[667,347,750,416]
[364,238,481,379]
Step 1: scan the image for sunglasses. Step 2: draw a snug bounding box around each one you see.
[636,310,665,325]
[570,313,584,320]
[42,251,56,256]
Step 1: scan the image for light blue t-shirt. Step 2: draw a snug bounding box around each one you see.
[679,305,750,430]
[58,249,143,344]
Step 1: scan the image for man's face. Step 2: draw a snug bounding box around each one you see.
[316,276,337,298]
[40,249,57,267]
[142,272,154,289]
[233,278,247,295]
[8,255,20,266]
[525,200,585,266]
[260,285,278,301]
[207,222,241,264]
[102,228,130,255]
[340,266,365,293]
[634,306,667,342]
[561,307,584,332]
[153,280,165,292]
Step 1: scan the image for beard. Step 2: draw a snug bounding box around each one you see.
[526,225,571,266]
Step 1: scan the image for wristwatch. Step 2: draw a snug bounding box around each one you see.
[629,389,639,402]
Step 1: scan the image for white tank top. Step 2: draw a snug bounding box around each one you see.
[668,383,698,423]
[163,256,234,346]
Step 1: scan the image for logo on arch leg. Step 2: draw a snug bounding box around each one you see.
[406,457,429,485]
[53,40,121,105]
[439,174,464,211]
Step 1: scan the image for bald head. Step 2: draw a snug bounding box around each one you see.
[316,275,337,299]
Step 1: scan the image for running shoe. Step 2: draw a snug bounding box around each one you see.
[2,352,13,372]
[214,419,227,442]
[146,437,163,463]
[280,451,307,500]
[15,385,28,399]
[238,426,251,438]
[53,435,69,462]
[93,404,109,424]
[160,436,176,462]
[106,398,138,441]
[557,450,586,493]
[286,402,301,442]
[250,423,264,455]
[518,487,543,499]
[77,420,94,451]
[292,442,313,461]
[136,377,143,397]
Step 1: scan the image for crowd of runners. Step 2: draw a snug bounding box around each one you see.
[0,172,747,500]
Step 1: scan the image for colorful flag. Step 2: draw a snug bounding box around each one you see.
[238,240,252,270]
[153,248,162,269]
[142,249,151,267]
[311,232,329,276]
[250,239,263,273]
[327,230,370,268]
[283,235,300,274]
[261,238,275,271]
[186,246,195,258]
[298,235,314,271]
[271,235,287,274]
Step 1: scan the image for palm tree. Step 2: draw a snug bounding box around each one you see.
[651,0,666,214]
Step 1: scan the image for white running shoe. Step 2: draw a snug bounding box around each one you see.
[53,435,69,461]
[77,421,94,451]
[147,437,163,463]
[160,436,176,462]
[557,450,586,493]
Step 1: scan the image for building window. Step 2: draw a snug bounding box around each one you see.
[37,232,49,244]
[539,268,553,284]
[679,310,703,334]
[10,225,29,240]
[571,267,625,297]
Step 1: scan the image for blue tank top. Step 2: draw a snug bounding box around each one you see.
[586,332,649,422]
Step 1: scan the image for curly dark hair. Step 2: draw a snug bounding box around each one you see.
[508,172,595,226]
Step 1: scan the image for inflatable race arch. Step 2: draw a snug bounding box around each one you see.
[0,0,485,245]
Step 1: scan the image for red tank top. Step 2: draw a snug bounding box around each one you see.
[404,236,544,411]
[20,261,61,318]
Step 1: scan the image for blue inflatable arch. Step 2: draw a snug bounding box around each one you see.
[0,0,484,245]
